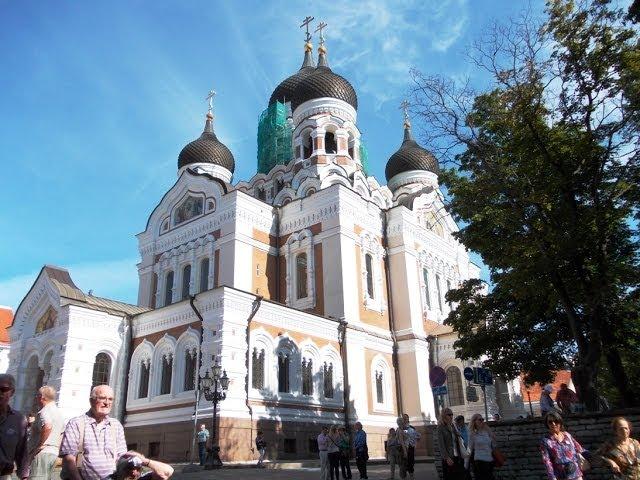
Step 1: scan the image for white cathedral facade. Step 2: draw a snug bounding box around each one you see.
[7,33,523,462]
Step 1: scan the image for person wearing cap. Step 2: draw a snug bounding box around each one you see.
[111,453,173,480]
[27,386,65,480]
[0,373,28,480]
[540,385,557,417]
[454,416,469,449]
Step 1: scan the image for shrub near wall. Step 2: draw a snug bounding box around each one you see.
[428,409,640,480]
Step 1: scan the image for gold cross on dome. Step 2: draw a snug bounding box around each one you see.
[206,90,216,114]
[315,21,327,46]
[300,16,314,43]
[400,100,411,125]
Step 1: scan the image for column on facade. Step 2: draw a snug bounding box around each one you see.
[171,253,179,303]
[334,128,349,156]
[397,338,437,422]
[153,263,162,309]
[189,246,197,296]
[207,237,215,290]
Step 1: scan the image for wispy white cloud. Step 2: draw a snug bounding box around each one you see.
[255,0,470,108]
[0,258,139,312]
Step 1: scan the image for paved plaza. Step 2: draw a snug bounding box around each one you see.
[173,462,439,480]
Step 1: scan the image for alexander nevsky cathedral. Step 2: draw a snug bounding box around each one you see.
[7,24,524,461]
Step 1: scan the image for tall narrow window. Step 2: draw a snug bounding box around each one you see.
[446,366,464,406]
[435,274,443,312]
[375,371,384,404]
[183,349,196,391]
[296,253,308,299]
[302,358,313,396]
[164,271,174,306]
[92,353,111,387]
[365,253,374,298]
[278,354,290,393]
[323,362,334,399]
[199,258,210,293]
[252,348,265,390]
[423,268,432,309]
[138,360,150,399]
[303,134,313,159]
[181,265,191,301]
[325,132,337,154]
[150,273,158,308]
[446,279,452,306]
[160,354,173,395]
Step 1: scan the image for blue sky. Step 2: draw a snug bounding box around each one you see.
[0,0,540,310]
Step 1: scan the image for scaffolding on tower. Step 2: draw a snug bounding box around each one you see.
[257,101,294,174]
[360,142,370,176]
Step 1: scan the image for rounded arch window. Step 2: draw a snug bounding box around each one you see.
[446,366,465,406]
[301,129,313,159]
[92,353,111,387]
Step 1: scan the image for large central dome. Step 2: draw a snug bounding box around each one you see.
[269,45,315,106]
[291,48,357,111]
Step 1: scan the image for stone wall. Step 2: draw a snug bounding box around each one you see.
[428,408,640,479]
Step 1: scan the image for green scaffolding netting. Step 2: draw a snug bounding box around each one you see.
[257,102,293,174]
[360,142,370,176]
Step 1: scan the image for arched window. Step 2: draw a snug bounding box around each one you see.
[323,362,334,399]
[303,131,313,159]
[160,354,173,395]
[164,271,174,306]
[446,366,465,406]
[138,360,150,399]
[325,132,337,154]
[365,253,374,298]
[423,268,431,309]
[92,353,111,387]
[181,265,191,300]
[252,348,265,390]
[435,274,443,312]
[183,348,197,391]
[302,358,313,396]
[199,258,210,293]
[375,371,384,404]
[278,353,290,393]
[296,253,308,299]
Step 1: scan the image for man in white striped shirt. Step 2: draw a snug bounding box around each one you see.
[60,385,127,480]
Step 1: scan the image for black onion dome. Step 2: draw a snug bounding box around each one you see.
[269,48,315,105]
[291,50,358,111]
[385,125,439,181]
[178,113,235,172]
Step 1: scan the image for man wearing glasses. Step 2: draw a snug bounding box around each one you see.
[60,385,128,480]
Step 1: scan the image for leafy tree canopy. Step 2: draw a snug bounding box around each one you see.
[411,0,639,409]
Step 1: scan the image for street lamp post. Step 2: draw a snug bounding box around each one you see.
[200,358,229,469]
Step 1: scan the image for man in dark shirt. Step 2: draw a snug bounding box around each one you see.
[0,373,28,480]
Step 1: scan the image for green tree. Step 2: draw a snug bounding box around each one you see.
[411,0,639,409]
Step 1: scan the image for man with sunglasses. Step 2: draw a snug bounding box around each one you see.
[0,374,28,480]
[60,385,127,480]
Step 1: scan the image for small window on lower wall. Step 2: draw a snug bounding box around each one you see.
[308,438,319,453]
[148,442,160,459]
[283,438,297,454]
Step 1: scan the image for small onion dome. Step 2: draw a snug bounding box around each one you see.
[385,122,439,181]
[291,46,357,111]
[269,43,316,105]
[177,112,235,173]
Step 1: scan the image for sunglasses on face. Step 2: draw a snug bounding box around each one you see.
[476,418,484,422]
[548,419,561,425]
[445,413,453,417]
[0,386,13,393]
